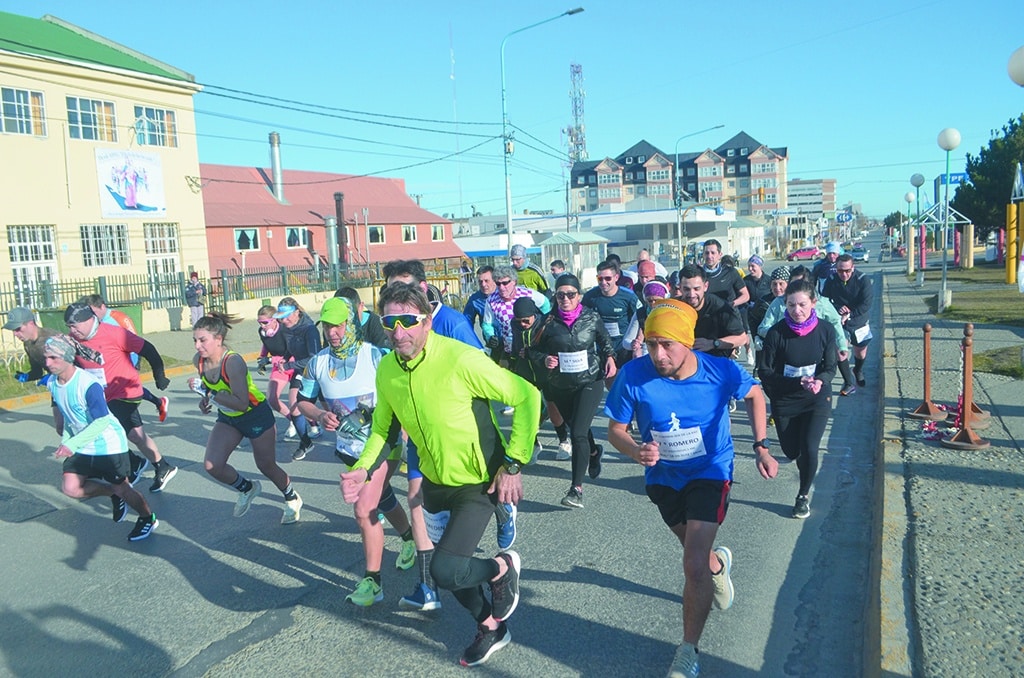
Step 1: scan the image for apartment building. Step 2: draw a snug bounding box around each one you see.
[570,131,789,218]
[787,178,837,221]
[0,11,208,309]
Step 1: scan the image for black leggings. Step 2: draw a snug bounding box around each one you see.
[423,479,500,623]
[547,380,605,488]
[773,405,830,496]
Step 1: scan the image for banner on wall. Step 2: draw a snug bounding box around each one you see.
[96,149,167,219]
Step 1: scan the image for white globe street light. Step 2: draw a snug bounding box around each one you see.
[937,128,961,311]
[911,172,926,277]
[1009,45,1024,87]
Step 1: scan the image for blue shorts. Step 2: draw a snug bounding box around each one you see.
[217,400,276,439]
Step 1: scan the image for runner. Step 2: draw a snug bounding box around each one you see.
[295,297,415,606]
[622,278,671,359]
[509,244,549,294]
[64,302,176,492]
[482,265,551,365]
[188,312,302,524]
[274,297,322,459]
[822,254,874,395]
[758,279,838,519]
[533,274,617,507]
[3,306,61,431]
[581,260,641,378]
[603,298,778,678]
[335,287,389,351]
[463,265,501,343]
[341,282,540,667]
[255,305,296,437]
[44,334,158,541]
[630,248,669,278]
[741,256,771,367]
[812,242,843,293]
[700,239,749,309]
[677,265,748,359]
[604,253,637,291]
[749,266,791,368]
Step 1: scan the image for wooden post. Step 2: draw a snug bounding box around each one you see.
[942,330,990,449]
[908,323,949,420]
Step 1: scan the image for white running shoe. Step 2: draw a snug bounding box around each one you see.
[555,440,572,461]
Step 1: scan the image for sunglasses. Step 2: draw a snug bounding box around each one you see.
[381,313,428,331]
[516,317,533,324]
[555,291,578,300]
[496,279,515,287]
[258,319,274,326]
[597,276,615,282]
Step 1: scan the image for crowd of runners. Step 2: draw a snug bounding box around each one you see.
[3,242,872,676]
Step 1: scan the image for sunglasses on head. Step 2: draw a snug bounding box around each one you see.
[381,313,428,331]
[555,291,578,300]
[496,279,515,287]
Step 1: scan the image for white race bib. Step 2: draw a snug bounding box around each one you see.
[603,321,622,338]
[422,509,450,544]
[854,323,872,343]
[783,363,816,378]
[558,350,589,374]
[651,425,707,462]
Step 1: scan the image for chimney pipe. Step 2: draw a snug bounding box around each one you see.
[269,132,284,202]
[334,192,347,266]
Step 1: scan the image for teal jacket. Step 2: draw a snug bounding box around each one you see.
[757,296,849,353]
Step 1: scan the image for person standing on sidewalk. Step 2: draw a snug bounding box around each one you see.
[342,282,539,667]
[64,302,177,493]
[185,272,206,328]
[758,279,837,519]
[44,335,158,541]
[822,254,873,395]
[189,312,302,525]
[295,297,416,606]
[603,298,778,678]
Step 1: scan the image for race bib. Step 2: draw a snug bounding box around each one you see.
[422,508,451,544]
[651,424,707,462]
[603,321,622,338]
[783,363,816,378]
[558,350,588,373]
[854,323,872,343]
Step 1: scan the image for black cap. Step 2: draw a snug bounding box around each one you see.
[554,273,581,292]
[64,302,95,325]
[513,297,540,319]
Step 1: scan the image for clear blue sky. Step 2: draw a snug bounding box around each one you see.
[7,0,1024,220]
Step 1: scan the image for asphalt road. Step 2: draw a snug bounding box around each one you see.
[0,251,887,677]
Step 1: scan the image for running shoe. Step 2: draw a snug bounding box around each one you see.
[284,422,298,439]
[157,396,169,422]
[496,502,517,551]
[346,576,383,607]
[489,550,521,622]
[711,546,734,611]
[127,514,158,542]
[728,398,738,413]
[840,384,857,397]
[667,642,700,678]
[111,495,128,523]
[588,445,603,480]
[396,539,416,570]
[234,479,262,517]
[856,371,866,387]
[399,582,441,611]
[150,464,177,493]
[282,493,302,524]
[460,622,511,667]
[793,495,811,519]
[561,486,584,509]
[502,406,515,415]
[308,424,323,439]
[555,440,572,461]
[127,457,150,487]
[292,437,314,461]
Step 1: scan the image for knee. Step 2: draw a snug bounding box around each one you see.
[61,478,86,499]
[430,550,470,590]
[683,551,712,584]
[203,459,222,476]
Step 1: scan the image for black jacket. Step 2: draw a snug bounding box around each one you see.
[531,307,615,392]
[282,312,321,372]
[509,311,547,388]
[823,270,872,329]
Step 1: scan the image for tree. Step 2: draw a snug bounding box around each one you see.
[950,113,1024,240]
[883,211,904,231]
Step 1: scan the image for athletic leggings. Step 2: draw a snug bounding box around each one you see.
[547,379,605,488]
[423,479,501,623]
[773,405,831,496]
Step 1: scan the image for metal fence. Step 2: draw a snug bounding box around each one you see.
[0,271,188,313]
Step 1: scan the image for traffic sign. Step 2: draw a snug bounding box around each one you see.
[836,212,853,223]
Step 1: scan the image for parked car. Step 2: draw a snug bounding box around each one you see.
[851,245,870,262]
[786,246,823,261]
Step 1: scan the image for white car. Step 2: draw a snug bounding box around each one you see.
[851,245,870,262]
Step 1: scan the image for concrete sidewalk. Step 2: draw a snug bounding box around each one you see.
[880,268,1024,676]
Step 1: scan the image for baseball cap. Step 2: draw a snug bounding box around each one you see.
[273,304,298,319]
[3,306,34,330]
[825,242,843,255]
[319,297,350,326]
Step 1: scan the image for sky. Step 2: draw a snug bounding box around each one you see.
[6,0,1024,220]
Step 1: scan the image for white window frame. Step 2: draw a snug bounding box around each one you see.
[134,105,178,147]
[285,227,309,249]
[649,169,670,181]
[402,225,417,243]
[638,155,646,162]
[143,222,180,306]
[368,225,385,244]
[66,96,117,141]
[625,157,633,164]
[727,165,736,175]
[2,87,46,136]
[7,224,58,307]
[233,228,260,252]
[80,223,130,267]
[727,149,735,157]
[686,167,696,176]
[431,224,444,241]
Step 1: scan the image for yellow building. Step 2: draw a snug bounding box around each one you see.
[0,11,207,327]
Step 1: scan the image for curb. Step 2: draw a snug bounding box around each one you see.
[0,350,262,413]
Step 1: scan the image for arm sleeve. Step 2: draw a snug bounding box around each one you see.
[64,383,117,453]
[816,299,849,352]
[757,299,784,339]
[620,314,640,350]
[531,289,551,314]
[137,340,165,376]
[481,303,496,341]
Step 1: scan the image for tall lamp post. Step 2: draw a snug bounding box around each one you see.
[937,127,961,312]
[673,124,725,266]
[911,173,926,281]
[904,191,916,276]
[1009,47,1024,285]
[501,8,584,250]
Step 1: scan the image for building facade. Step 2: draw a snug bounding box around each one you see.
[0,11,208,310]
[787,178,837,222]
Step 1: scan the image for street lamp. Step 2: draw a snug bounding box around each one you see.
[904,191,915,275]
[1008,45,1024,86]
[911,173,925,277]
[674,124,725,266]
[501,7,584,251]
[937,127,961,312]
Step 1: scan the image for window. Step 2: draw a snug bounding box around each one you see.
[588,189,597,197]
[739,164,748,173]
[625,172,633,180]
[687,183,696,192]
[728,180,735,188]
[626,186,634,195]
[727,149,735,157]
[637,171,645,180]
[587,175,596,185]
[2,87,46,135]
[286,227,309,248]
[66,96,117,141]
[143,222,180,306]
[752,178,778,189]
[598,188,621,199]
[638,155,646,162]
[740,147,749,155]
[686,167,695,176]
[648,169,670,181]
[752,162,777,174]
[576,176,585,185]
[80,223,130,267]
[134,106,177,147]
[625,157,633,164]
[648,184,670,196]
[233,228,260,251]
[431,224,444,241]
[143,222,179,257]
[702,181,723,193]
[698,166,721,177]
[402,225,417,242]
[369,225,384,244]
[727,165,736,175]
[578,190,586,198]
[637,186,646,195]
[598,173,619,185]
[7,224,58,307]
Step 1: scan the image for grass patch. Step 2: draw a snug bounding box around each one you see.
[917,261,1010,284]
[940,288,1024,327]
[0,354,187,402]
[974,345,1024,379]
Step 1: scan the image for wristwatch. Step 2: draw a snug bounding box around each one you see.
[713,339,722,349]
[752,438,770,451]
[503,460,522,475]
